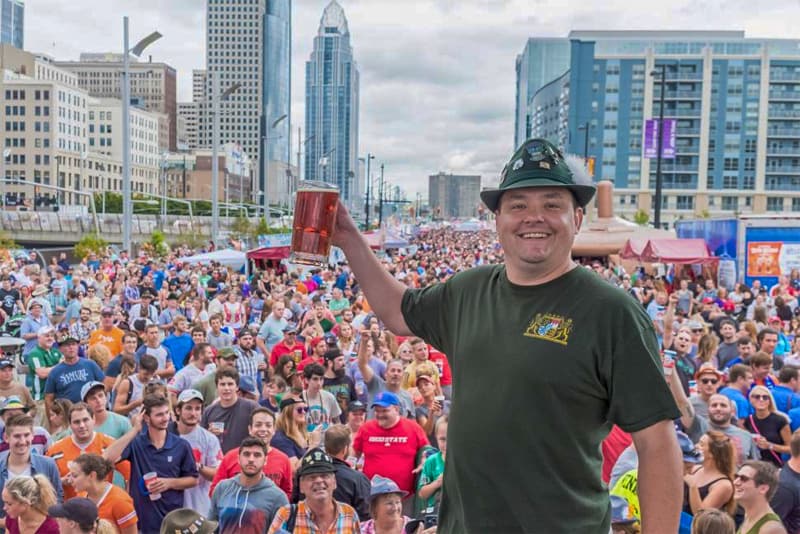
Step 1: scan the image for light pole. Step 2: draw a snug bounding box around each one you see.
[122,17,162,253]
[364,153,375,229]
[318,148,335,184]
[261,113,287,226]
[650,63,667,229]
[211,72,241,240]
[1,149,10,209]
[378,163,385,227]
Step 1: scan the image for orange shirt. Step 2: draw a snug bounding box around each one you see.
[47,433,131,500]
[88,327,124,357]
[95,483,137,531]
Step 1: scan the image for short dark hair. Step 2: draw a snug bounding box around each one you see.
[737,336,754,347]
[191,325,206,336]
[758,328,779,344]
[67,402,93,423]
[239,436,268,455]
[303,363,325,379]
[750,352,773,368]
[719,318,737,330]
[215,367,240,386]
[779,366,799,384]
[728,364,751,383]
[4,414,33,433]
[142,395,169,416]
[740,460,780,500]
[139,354,159,373]
[248,407,275,427]
[122,331,139,344]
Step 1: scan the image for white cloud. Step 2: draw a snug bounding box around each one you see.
[23,0,800,198]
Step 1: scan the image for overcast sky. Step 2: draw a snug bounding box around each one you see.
[25,0,800,198]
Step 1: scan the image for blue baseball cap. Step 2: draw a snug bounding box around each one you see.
[371,391,400,409]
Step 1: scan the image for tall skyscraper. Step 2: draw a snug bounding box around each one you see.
[0,0,23,49]
[305,0,360,207]
[205,0,291,208]
[428,172,481,219]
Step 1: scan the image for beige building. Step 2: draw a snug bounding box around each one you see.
[163,143,253,204]
[54,53,177,152]
[428,172,482,219]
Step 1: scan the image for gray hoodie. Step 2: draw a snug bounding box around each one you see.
[209,475,289,534]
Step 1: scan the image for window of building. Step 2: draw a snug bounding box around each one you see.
[767,197,784,212]
[722,196,738,211]
[793,198,800,212]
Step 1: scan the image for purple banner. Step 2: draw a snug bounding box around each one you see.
[643,119,677,159]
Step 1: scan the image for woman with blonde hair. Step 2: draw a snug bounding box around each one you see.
[2,474,59,533]
[696,334,720,368]
[270,396,321,470]
[683,431,736,516]
[744,385,791,467]
[86,345,114,392]
[738,321,759,344]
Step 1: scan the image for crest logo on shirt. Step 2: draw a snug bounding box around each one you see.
[524,313,573,346]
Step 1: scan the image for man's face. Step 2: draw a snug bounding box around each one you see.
[217,377,238,403]
[144,404,171,431]
[101,314,113,328]
[305,374,324,393]
[138,368,156,384]
[739,342,755,359]
[752,363,772,381]
[374,405,399,428]
[174,320,187,334]
[70,408,94,442]
[62,343,79,362]
[239,445,267,477]
[30,305,41,318]
[720,323,736,341]
[199,346,214,365]
[760,334,778,355]
[707,395,733,426]
[412,343,428,362]
[38,331,54,350]
[347,409,365,431]
[734,466,765,504]
[273,303,285,319]
[495,188,582,277]
[674,332,692,354]
[218,356,236,370]
[249,412,275,443]
[332,355,345,373]
[79,309,91,322]
[192,331,206,344]
[146,328,159,345]
[5,425,31,456]
[705,279,714,289]
[210,318,222,332]
[0,366,13,385]
[299,472,336,502]
[239,333,253,350]
[342,310,354,323]
[178,399,203,426]
[314,341,327,357]
[85,389,107,415]
[123,337,138,354]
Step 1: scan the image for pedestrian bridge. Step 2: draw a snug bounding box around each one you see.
[0,210,251,246]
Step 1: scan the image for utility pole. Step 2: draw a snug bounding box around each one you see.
[211,71,221,239]
[122,17,132,251]
[364,153,374,229]
[378,163,385,227]
[652,63,667,229]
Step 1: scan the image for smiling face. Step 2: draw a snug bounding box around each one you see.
[248,412,275,443]
[495,187,582,281]
[299,472,336,503]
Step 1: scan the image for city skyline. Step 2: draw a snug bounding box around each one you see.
[22,0,800,197]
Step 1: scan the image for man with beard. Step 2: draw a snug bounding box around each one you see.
[268,448,360,534]
[234,329,265,394]
[209,408,292,499]
[168,343,215,405]
[674,378,759,464]
[716,318,740,369]
[210,436,288,534]
[665,327,697,396]
[323,348,357,422]
[172,389,222,517]
[104,395,199,534]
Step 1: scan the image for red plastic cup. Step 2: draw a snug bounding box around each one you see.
[290,181,339,267]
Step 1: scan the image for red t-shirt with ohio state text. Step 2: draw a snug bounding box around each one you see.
[353,418,429,494]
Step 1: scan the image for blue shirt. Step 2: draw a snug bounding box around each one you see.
[162,334,193,372]
[20,314,51,355]
[771,385,800,414]
[44,358,105,402]
[719,386,753,420]
[121,428,199,534]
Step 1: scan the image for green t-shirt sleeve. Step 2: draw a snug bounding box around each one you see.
[401,283,451,354]
[604,304,681,433]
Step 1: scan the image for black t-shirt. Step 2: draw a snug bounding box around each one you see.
[0,288,19,316]
[323,374,357,422]
[772,464,800,532]
[744,412,788,466]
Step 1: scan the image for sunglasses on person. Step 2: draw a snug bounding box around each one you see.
[700,378,718,385]
[294,407,308,414]
[751,394,770,401]
[734,473,753,483]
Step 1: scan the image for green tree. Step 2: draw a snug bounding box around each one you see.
[251,217,271,239]
[142,229,170,257]
[0,231,17,251]
[633,209,650,226]
[229,215,252,241]
[75,233,109,260]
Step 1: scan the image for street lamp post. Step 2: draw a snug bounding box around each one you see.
[650,63,667,229]
[378,163,385,227]
[364,153,374,229]
[122,17,162,253]
[261,113,287,228]
[1,149,10,209]
[211,72,241,240]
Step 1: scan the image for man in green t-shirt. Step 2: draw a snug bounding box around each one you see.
[26,325,62,423]
[331,138,682,533]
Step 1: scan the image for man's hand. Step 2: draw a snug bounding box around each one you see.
[146,477,172,494]
[331,201,361,249]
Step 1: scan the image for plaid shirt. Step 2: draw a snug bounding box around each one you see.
[268,501,360,534]
[234,346,263,382]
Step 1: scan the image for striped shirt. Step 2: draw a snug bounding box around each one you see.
[268,500,360,534]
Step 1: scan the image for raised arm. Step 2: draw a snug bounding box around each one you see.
[356,330,374,383]
[332,202,411,336]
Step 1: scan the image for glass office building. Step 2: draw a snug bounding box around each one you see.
[305,0,360,206]
[263,0,291,165]
[0,0,23,49]
[521,31,800,225]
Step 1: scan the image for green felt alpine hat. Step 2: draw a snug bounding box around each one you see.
[481,138,597,212]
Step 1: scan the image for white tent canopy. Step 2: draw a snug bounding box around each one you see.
[179,249,247,270]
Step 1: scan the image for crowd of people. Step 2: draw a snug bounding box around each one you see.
[0,204,797,533]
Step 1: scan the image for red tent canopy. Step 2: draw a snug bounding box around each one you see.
[619,238,718,264]
[246,246,291,261]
